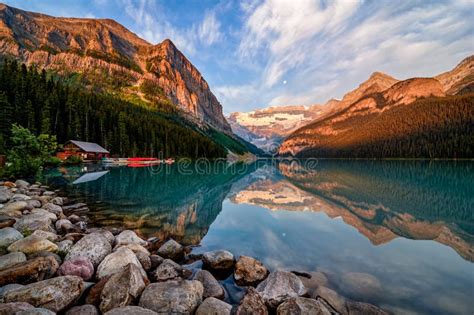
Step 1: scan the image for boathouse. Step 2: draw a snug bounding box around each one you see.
[57,140,110,161]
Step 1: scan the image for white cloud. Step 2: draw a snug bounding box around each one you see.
[198,12,223,46]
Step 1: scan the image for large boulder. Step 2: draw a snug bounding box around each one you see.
[57,240,74,254]
[157,239,183,261]
[65,304,99,315]
[96,247,147,279]
[65,232,112,267]
[0,251,27,271]
[193,269,224,299]
[234,256,269,286]
[13,213,55,234]
[196,297,232,315]
[152,259,192,282]
[1,201,27,216]
[29,209,57,222]
[99,263,146,313]
[2,276,84,312]
[0,256,59,286]
[115,230,147,247]
[139,280,203,314]
[7,235,58,255]
[235,287,268,315]
[58,257,94,281]
[0,302,35,314]
[202,250,235,271]
[104,306,157,315]
[0,227,24,250]
[276,297,332,315]
[256,271,307,309]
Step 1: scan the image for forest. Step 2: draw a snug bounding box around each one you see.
[0,60,227,158]
[294,93,474,158]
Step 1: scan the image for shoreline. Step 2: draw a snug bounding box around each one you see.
[0,179,389,314]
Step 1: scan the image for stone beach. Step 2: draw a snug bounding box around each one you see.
[0,179,390,314]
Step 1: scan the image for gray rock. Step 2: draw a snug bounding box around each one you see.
[149,254,164,270]
[0,190,12,203]
[135,251,151,271]
[11,194,32,201]
[99,263,146,313]
[0,251,27,271]
[65,304,99,315]
[235,287,268,315]
[0,302,34,314]
[50,197,64,206]
[234,256,268,286]
[16,308,56,315]
[193,269,225,299]
[152,258,192,282]
[0,215,15,229]
[15,180,30,188]
[58,240,74,254]
[7,235,58,255]
[196,297,232,315]
[97,247,147,279]
[1,201,28,216]
[43,203,63,216]
[276,297,332,315]
[13,213,55,234]
[115,230,147,247]
[0,256,59,286]
[88,229,115,246]
[30,209,57,222]
[0,227,24,249]
[311,286,347,314]
[157,239,183,261]
[256,271,307,309]
[0,284,24,302]
[31,230,59,242]
[25,200,42,209]
[346,301,389,315]
[114,243,150,255]
[42,191,56,197]
[2,275,84,312]
[202,250,235,271]
[65,232,112,267]
[104,306,157,315]
[139,280,203,314]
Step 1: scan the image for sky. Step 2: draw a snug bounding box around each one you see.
[3,0,473,114]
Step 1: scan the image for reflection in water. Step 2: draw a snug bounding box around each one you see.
[44,161,474,315]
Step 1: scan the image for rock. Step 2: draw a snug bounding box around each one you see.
[0,251,26,271]
[58,240,74,254]
[311,286,347,314]
[139,280,203,314]
[11,194,32,201]
[0,283,24,302]
[202,250,235,270]
[58,257,94,281]
[43,203,63,216]
[345,301,389,315]
[276,297,332,315]
[0,215,15,228]
[63,233,85,243]
[27,251,62,266]
[13,213,55,233]
[115,230,147,247]
[196,297,232,315]
[0,302,35,314]
[65,304,99,315]
[85,276,110,306]
[298,272,328,295]
[68,215,83,223]
[3,275,84,312]
[35,196,52,207]
[0,227,24,250]
[96,247,147,279]
[104,306,157,315]
[25,200,42,209]
[84,229,115,246]
[16,307,56,315]
[31,230,59,242]
[193,269,225,299]
[42,191,55,197]
[234,256,269,286]
[30,209,57,222]
[15,180,30,188]
[114,243,150,255]
[149,254,164,270]
[157,239,183,261]
[0,190,12,203]
[8,235,58,255]
[56,219,81,233]
[152,259,192,282]
[340,272,381,298]
[235,287,268,315]
[65,232,112,267]
[135,251,151,271]
[99,264,146,313]
[0,256,59,286]
[1,201,28,216]
[50,197,64,206]
[3,181,16,188]
[256,271,307,309]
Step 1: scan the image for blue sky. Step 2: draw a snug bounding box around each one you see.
[3,0,473,114]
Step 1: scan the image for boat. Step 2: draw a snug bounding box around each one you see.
[103,157,169,167]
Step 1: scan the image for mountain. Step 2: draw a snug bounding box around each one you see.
[278,56,474,158]
[0,3,230,133]
[229,72,399,152]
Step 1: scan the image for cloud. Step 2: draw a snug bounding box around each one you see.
[198,12,224,46]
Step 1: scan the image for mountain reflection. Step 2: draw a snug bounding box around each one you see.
[230,160,473,262]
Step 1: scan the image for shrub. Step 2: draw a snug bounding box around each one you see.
[62,155,83,165]
[44,156,62,166]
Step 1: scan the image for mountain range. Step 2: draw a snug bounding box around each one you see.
[231,56,473,157]
[0,3,264,157]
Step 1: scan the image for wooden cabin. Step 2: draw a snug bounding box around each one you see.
[57,140,110,161]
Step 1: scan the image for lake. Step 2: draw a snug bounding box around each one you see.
[43,160,474,315]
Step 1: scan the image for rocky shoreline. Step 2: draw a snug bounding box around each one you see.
[0,179,389,314]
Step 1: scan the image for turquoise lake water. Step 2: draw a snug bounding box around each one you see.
[44,160,474,314]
